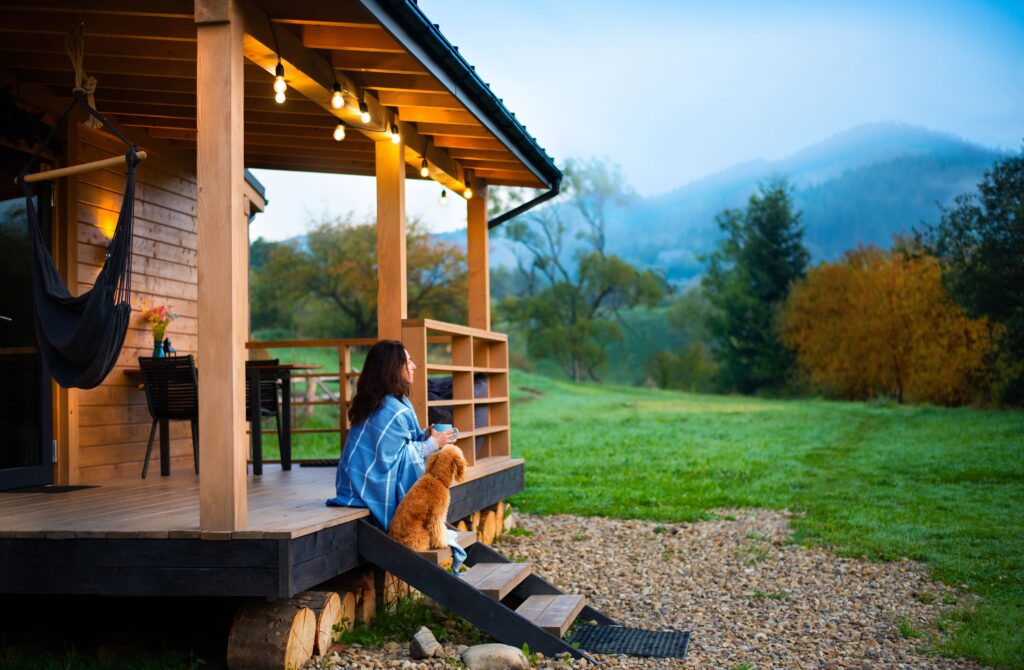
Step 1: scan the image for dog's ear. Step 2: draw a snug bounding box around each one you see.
[428,447,454,485]
[454,448,466,483]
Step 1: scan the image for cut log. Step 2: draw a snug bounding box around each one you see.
[480,508,498,545]
[383,572,411,604]
[469,510,482,531]
[456,519,469,533]
[291,591,341,656]
[226,600,315,670]
[494,501,506,537]
[319,569,376,623]
[337,590,356,634]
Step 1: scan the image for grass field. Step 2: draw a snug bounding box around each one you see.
[504,370,1023,669]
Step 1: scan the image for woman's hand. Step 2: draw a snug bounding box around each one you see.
[427,425,458,446]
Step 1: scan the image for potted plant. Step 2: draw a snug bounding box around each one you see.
[138,301,178,358]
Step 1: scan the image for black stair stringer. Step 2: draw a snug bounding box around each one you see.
[466,540,619,626]
[356,520,596,663]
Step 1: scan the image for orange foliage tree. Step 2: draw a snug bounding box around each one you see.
[780,245,994,404]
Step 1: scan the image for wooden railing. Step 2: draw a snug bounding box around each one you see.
[247,321,511,466]
[402,319,510,468]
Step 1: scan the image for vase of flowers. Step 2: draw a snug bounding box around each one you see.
[138,302,178,358]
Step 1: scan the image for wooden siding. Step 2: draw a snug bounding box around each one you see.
[72,124,200,483]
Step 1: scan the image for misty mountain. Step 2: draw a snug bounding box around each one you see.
[484,122,1005,284]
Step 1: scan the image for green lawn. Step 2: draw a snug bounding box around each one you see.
[505,370,1023,670]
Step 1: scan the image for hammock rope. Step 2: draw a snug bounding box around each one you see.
[17,91,141,389]
[65,23,102,130]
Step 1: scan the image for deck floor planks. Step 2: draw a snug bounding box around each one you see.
[0,460,518,540]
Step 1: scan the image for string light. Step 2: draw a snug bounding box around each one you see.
[331,82,344,109]
[440,189,449,206]
[273,62,286,103]
[333,122,346,142]
[420,158,429,178]
[358,101,371,124]
[464,185,473,199]
[389,122,400,144]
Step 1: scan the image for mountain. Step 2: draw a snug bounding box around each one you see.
[602,122,1003,283]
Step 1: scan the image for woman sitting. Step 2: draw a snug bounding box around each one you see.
[326,340,463,566]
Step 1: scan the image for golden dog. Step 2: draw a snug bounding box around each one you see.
[389,445,467,551]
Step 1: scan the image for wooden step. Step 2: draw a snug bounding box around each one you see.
[417,531,478,564]
[461,562,532,600]
[515,595,587,638]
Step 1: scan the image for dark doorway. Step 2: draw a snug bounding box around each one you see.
[0,145,54,490]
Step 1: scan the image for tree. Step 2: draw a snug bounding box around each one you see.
[918,150,1024,403]
[250,214,467,338]
[497,158,666,381]
[648,287,720,392]
[781,245,995,405]
[701,178,809,393]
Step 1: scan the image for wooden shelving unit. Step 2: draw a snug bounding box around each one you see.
[402,319,510,467]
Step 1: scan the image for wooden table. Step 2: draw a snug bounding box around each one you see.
[126,362,321,477]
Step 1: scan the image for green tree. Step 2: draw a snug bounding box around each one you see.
[918,150,1024,403]
[498,159,666,381]
[701,178,809,393]
[648,287,720,392]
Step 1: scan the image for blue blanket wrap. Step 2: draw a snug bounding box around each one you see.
[327,395,466,570]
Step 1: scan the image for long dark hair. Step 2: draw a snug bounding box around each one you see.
[348,340,411,426]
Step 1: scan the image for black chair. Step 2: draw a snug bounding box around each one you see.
[138,355,199,478]
[246,359,284,474]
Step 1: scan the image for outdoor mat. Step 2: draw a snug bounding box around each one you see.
[566,625,691,658]
[0,485,98,494]
[300,459,340,467]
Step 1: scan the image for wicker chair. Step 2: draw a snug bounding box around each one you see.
[138,355,199,478]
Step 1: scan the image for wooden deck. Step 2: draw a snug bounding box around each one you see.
[0,458,524,598]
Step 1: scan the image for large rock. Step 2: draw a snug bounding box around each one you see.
[409,626,441,659]
[461,643,530,670]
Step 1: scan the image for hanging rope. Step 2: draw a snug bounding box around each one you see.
[65,23,102,129]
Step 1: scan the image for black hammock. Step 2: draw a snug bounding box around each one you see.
[17,92,140,389]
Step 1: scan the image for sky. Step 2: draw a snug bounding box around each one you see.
[249,0,1024,241]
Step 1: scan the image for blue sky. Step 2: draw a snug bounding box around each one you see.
[250,0,1024,240]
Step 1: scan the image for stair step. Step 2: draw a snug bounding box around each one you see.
[417,531,479,565]
[462,562,532,600]
[515,595,587,638]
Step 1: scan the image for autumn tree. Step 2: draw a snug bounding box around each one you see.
[780,244,994,404]
[702,178,809,393]
[250,214,467,338]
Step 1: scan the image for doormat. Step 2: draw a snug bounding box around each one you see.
[566,625,690,659]
[1,485,98,494]
[299,459,339,467]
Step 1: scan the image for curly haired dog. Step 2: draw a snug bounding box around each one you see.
[389,445,467,551]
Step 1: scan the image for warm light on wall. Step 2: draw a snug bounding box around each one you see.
[97,210,118,241]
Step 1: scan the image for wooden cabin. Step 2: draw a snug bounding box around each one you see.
[0,0,562,617]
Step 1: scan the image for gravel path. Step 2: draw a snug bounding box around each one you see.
[307,509,986,670]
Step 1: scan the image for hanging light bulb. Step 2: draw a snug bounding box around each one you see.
[273,62,286,103]
[390,123,400,144]
[331,82,344,109]
[358,101,371,124]
[440,189,449,206]
[333,122,346,142]
[420,158,429,178]
[464,185,473,200]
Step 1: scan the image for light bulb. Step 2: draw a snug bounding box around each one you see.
[359,101,370,124]
[464,186,473,200]
[420,159,429,178]
[274,90,286,104]
[440,189,449,206]
[389,123,400,144]
[333,123,346,141]
[273,62,287,95]
[331,85,344,110]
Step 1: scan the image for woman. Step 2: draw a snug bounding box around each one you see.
[327,339,458,532]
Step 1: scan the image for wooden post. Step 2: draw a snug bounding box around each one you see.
[196,0,247,531]
[375,137,407,341]
[467,180,490,331]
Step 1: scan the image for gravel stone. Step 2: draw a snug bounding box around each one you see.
[303,510,986,669]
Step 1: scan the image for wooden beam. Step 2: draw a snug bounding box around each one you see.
[376,91,462,110]
[0,32,197,61]
[331,51,424,75]
[467,180,490,331]
[301,24,403,53]
[0,10,197,41]
[447,148,519,162]
[196,0,247,531]
[416,123,491,138]
[376,138,407,341]
[355,73,446,93]
[433,136,505,151]
[396,108,478,126]
[0,50,195,79]
[255,1,378,27]
[0,0,194,16]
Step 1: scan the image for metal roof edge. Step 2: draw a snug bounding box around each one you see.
[359,0,563,191]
